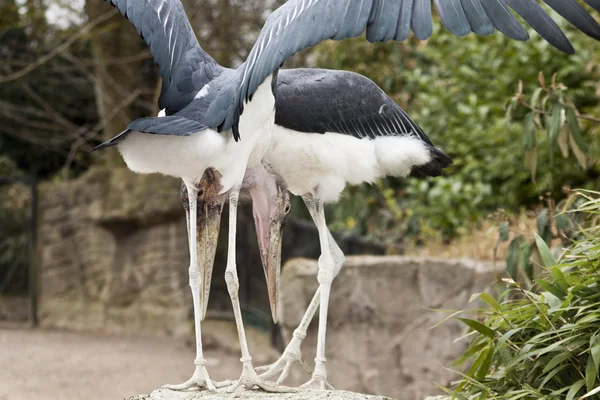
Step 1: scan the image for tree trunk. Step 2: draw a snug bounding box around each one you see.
[85,0,145,163]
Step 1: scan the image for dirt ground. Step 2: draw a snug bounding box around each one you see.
[0,325,256,400]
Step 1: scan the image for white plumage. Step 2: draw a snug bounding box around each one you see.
[266,126,431,202]
[117,76,274,194]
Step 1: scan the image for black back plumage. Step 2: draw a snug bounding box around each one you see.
[275,69,431,144]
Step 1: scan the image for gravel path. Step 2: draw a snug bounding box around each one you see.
[0,327,243,400]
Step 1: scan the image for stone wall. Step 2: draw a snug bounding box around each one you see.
[37,167,192,336]
[278,256,498,400]
[35,167,385,336]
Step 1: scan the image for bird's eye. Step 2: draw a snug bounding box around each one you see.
[198,188,205,197]
[284,204,291,214]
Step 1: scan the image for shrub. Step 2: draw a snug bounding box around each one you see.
[447,190,600,400]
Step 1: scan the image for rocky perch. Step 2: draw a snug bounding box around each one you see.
[128,388,393,400]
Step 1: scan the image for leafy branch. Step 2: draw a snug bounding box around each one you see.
[506,72,597,180]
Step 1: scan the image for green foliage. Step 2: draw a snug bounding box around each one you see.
[447,190,600,399]
[315,19,600,243]
[498,191,590,287]
[507,72,595,179]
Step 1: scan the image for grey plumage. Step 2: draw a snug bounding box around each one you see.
[95,0,600,150]
[105,0,222,114]
[460,0,494,36]
[585,0,600,13]
[543,0,600,40]
[238,0,600,129]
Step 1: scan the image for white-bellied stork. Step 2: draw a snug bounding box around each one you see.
[191,67,453,390]
[93,0,600,392]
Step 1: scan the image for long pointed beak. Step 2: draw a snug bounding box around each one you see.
[196,200,224,321]
[253,203,286,324]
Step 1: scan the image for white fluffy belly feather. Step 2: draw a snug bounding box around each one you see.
[116,76,275,193]
[266,126,431,202]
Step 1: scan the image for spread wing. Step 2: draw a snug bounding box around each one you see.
[239,0,600,107]
[106,0,224,113]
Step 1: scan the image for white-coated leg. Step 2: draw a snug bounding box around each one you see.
[298,196,339,390]
[256,196,344,387]
[226,187,290,393]
[163,181,218,391]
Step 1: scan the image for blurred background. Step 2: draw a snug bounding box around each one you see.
[0,1,598,399]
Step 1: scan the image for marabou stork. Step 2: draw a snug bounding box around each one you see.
[93,0,600,392]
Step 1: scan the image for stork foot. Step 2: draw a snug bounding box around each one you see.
[255,341,312,385]
[162,364,225,392]
[230,360,295,393]
[299,376,334,390]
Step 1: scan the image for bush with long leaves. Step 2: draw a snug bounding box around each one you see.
[446,190,600,400]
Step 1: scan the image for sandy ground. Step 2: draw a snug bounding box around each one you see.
[0,326,246,400]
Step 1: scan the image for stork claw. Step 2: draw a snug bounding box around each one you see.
[299,376,335,390]
[162,365,228,392]
[230,361,296,393]
[255,349,312,385]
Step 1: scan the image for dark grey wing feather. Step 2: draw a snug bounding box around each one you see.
[460,0,494,35]
[93,114,207,150]
[395,0,415,41]
[106,0,223,113]
[434,0,471,36]
[586,0,600,13]
[128,116,207,135]
[479,0,529,41]
[505,0,574,53]
[543,0,600,40]
[237,0,599,108]
[412,0,434,40]
[275,69,433,145]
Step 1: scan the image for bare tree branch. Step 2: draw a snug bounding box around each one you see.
[0,8,117,84]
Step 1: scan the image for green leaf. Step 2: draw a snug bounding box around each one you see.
[591,334,600,370]
[537,279,567,300]
[555,212,571,235]
[551,267,570,291]
[566,379,586,400]
[540,364,569,389]
[548,101,562,144]
[537,208,550,240]
[534,233,557,267]
[506,237,520,280]
[519,241,534,280]
[499,221,510,242]
[558,127,570,158]
[543,352,572,373]
[525,148,538,181]
[523,112,537,150]
[458,318,495,339]
[566,106,588,152]
[531,87,543,109]
[476,345,495,380]
[587,355,597,392]
[569,131,588,170]
[451,341,489,366]
[479,292,501,313]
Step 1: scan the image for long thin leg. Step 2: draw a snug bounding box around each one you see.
[299,196,339,390]
[256,197,344,386]
[226,187,289,393]
[163,181,215,391]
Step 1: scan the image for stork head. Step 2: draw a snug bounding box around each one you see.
[248,167,291,324]
[180,168,225,320]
